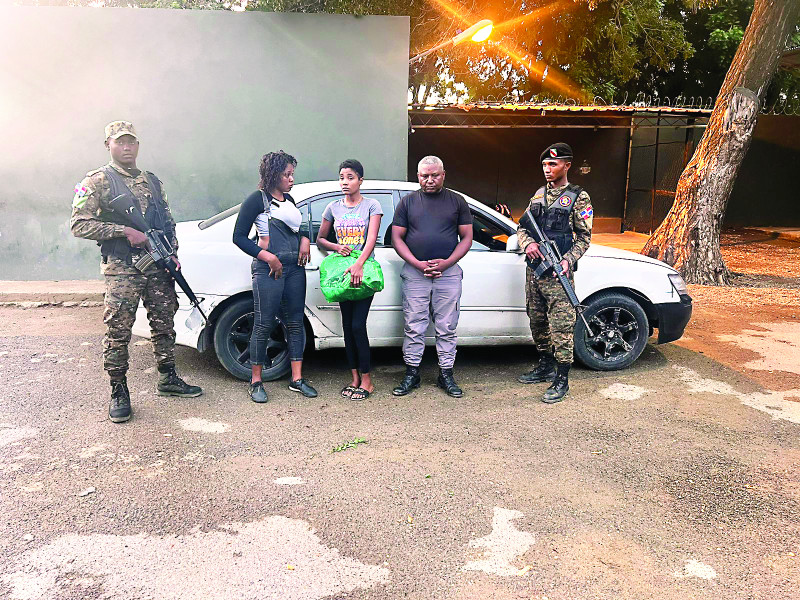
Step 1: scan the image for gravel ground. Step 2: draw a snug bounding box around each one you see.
[1,229,799,600]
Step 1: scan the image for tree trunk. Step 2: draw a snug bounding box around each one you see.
[641,0,800,284]
[420,83,432,105]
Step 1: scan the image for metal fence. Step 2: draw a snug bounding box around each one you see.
[623,115,704,233]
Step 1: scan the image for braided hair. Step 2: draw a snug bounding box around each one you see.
[259,150,297,195]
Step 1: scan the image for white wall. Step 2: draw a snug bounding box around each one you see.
[0,6,409,278]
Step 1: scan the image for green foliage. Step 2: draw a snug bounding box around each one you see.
[626,0,800,106]
[54,0,800,104]
[246,0,698,101]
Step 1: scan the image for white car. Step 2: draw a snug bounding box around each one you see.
[133,180,693,381]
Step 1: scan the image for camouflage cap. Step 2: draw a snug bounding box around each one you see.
[540,142,573,162]
[104,121,138,141]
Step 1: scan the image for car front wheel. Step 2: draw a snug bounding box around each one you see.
[212,296,291,381]
[574,292,649,371]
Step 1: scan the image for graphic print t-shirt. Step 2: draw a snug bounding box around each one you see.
[321,197,383,259]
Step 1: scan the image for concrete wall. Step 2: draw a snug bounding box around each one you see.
[725,115,800,227]
[0,6,409,279]
[408,127,629,223]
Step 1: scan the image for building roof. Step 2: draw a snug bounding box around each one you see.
[780,46,800,71]
[408,102,711,129]
[409,102,712,115]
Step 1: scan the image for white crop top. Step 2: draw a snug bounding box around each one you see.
[255,197,302,236]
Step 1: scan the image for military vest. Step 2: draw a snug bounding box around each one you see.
[530,183,581,258]
[99,167,173,263]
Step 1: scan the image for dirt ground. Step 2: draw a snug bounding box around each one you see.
[678,229,800,395]
[1,228,799,600]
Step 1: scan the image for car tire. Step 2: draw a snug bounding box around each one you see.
[574,292,649,371]
[212,296,291,381]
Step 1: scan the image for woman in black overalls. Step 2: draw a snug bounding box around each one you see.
[233,151,317,403]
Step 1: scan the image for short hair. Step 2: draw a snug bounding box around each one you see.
[339,158,364,179]
[259,150,297,193]
[417,155,444,172]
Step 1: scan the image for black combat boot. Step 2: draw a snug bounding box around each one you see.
[109,378,132,423]
[542,362,570,404]
[517,351,555,384]
[157,364,203,397]
[437,368,463,398]
[392,364,421,396]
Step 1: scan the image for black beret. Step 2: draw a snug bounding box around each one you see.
[540,142,573,162]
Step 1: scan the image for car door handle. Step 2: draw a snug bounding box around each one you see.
[305,264,319,271]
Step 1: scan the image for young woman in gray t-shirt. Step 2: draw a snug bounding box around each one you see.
[316,159,383,400]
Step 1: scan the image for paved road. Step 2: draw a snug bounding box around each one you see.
[1,306,798,600]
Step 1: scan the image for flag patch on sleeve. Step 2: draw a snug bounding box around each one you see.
[579,206,593,220]
[72,184,89,209]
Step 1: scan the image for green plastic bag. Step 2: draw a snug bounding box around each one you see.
[319,250,384,302]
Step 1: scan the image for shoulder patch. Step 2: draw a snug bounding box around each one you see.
[72,182,90,208]
[579,206,593,220]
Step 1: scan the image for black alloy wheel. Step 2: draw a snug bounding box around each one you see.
[212,296,291,381]
[573,292,649,371]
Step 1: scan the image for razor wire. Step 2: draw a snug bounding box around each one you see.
[409,91,800,115]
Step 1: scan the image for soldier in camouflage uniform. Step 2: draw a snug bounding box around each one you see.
[516,143,593,403]
[71,121,202,423]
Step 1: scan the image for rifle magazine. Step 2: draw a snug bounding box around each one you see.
[134,253,155,272]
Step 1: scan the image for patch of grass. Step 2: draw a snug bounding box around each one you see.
[331,437,368,453]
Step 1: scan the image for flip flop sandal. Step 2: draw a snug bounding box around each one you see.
[341,385,357,398]
[350,387,371,401]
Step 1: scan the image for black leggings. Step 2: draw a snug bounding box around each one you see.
[339,295,374,374]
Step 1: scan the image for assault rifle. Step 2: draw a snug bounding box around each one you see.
[109,194,207,325]
[519,208,591,333]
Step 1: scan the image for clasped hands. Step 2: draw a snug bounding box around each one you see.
[418,258,450,279]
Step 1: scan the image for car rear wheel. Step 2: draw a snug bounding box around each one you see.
[574,292,649,371]
[212,297,291,381]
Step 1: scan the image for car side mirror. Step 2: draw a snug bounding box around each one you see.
[506,233,521,253]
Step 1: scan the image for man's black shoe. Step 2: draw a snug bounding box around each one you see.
[542,362,570,404]
[157,366,203,398]
[392,365,420,396]
[249,381,268,403]
[288,378,318,398]
[109,378,132,423]
[437,368,463,398]
[518,352,555,384]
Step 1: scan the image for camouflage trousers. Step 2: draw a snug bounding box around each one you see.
[103,263,178,376]
[526,266,576,364]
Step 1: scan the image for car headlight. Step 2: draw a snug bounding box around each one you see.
[668,273,688,296]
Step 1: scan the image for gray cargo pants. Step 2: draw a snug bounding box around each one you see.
[400,262,463,369]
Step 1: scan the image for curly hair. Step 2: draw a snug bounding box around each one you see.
[259,150,297,193]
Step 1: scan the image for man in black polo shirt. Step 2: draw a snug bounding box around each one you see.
[391,155,473,397]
